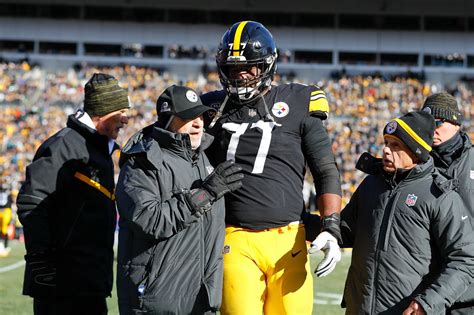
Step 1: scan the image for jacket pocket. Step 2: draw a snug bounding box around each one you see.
[141,233,187,297]
[62,201,86,248]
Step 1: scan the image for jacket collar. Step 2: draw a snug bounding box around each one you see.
[460,131,473,152]
[66,113,118,155]
[120,122,214,168]
[149,123,213,157]
[431,131,472,168]
[356,152,434,184]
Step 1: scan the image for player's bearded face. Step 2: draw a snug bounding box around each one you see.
[228,65,261,88]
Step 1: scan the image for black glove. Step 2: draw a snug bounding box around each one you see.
[186,160,243,214]
[24,251,56,296]
[321,213,342,245]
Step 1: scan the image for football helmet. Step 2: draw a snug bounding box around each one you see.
[216,21,278,103]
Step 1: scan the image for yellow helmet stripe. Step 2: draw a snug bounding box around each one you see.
[233,21,249,56]
[394,118,432,152]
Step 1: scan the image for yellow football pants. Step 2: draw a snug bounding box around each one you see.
[0,207,12,236]
[221,223,313,315]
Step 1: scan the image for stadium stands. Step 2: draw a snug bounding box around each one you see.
[1,61,472,204]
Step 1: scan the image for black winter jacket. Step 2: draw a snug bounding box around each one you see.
[17,114,117,298]
[116,123,225,315]
[341,155,474,315]
[432,131,474,307]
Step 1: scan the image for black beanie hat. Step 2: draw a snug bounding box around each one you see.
[84,73,130,117]
[383,111,435,163]
[421,92,462,125]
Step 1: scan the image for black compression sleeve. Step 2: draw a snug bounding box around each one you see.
[301,115,342,196]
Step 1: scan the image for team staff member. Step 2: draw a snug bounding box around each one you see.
[202,21,342,314]
[116,86,243,314]
[340,111,474,314]
[421,92,474,314]
[17,73,130,315]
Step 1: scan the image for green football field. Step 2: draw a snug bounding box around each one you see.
[0,240,350,314]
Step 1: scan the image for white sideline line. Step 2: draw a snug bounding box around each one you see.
[316,292,343,299]
[314,292,343,305]
[0,260,25,273]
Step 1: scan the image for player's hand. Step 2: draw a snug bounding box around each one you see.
[308,231,341,277]
[402,300,426,315]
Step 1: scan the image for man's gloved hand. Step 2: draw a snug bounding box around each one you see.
[308,213,342,277]
[186,160,244,214]
[24,251,56,295]
[308,231,341,277]
[202,160,244,200]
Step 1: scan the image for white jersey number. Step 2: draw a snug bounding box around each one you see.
[222,121,279,174]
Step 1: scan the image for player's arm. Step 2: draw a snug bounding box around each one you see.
[302,116,342,238]
[302,86,343,277]
[301,87,342,226]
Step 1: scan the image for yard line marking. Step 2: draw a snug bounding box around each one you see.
[314,292,343,305]
[316,292,343,299]
[0,260,25,273]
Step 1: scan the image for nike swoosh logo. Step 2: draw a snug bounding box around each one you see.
[462,216,468,220]
[291,250,302,258]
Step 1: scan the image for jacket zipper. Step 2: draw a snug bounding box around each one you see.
[62,201,86,248]
[196,156,209,299]
[197,157,206,290]
[370,187,400,314]
[138,244,159,307]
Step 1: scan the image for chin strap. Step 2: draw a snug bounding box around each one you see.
[208,95,229,129]
[260,92,279,124]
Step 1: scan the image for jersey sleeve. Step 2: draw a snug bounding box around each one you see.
[301,115,342,196]
[307,85,330,120]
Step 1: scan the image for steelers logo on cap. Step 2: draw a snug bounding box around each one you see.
[186,90,198,103]
[160,102,171,113]
[386,121,397,134]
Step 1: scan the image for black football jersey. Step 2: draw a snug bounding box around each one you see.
[202,83,330,230]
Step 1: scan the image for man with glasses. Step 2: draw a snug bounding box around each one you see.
[422,92,474,315]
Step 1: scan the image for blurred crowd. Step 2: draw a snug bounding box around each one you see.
[1,60,473,206]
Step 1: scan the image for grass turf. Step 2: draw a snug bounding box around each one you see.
[0,240,350,314]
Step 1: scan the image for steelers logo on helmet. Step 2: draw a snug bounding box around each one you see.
[385,121,397,134]
[272,102,289,118]
[186,90,198,103]
[216,21,278,104]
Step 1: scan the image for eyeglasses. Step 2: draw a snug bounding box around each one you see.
[435,119,446,128]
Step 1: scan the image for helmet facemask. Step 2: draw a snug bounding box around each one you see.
[218,55,277,103]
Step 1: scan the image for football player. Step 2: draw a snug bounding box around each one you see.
[202,21,342,314]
